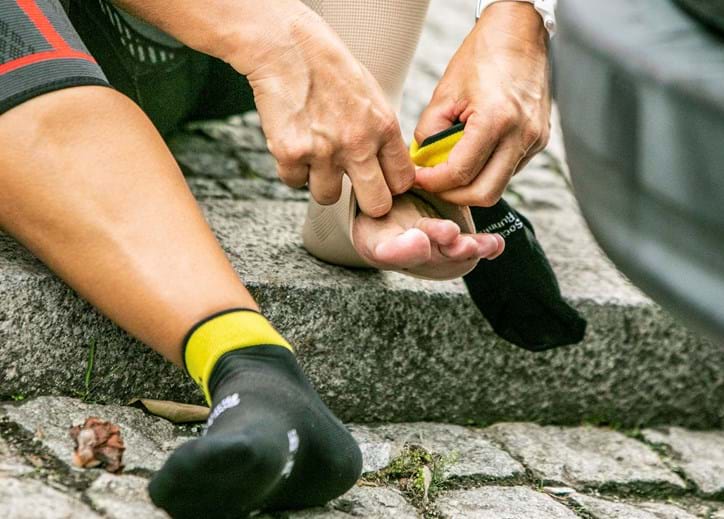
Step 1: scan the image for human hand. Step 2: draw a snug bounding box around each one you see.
[233,5,415,217]
[413,2,551,207]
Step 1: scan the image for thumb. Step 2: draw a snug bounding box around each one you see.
[414,102,457,145]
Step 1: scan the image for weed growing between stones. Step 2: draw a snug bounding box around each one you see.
[73,339,96,402]
[362,443,458,518]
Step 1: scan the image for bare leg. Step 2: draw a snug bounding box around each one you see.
[0,86,257,366]
[1,85,362,516]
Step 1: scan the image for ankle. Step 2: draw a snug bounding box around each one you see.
[207,345,298,398]
[183,309,293,403]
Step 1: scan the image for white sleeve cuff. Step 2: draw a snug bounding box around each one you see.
[476,0,557,38]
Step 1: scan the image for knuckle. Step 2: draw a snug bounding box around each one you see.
[313,140,335,161]
[277,167,301,185]
[378,112,400,138]
[493,103,518,129]
[522,126,542,148]
[450,165,474,186]
[312,186,340,205]
[341,130,369,155]
[275,141,309,164]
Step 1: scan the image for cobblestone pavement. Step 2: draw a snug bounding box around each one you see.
[1,397,723,518]
[1,1,722,519]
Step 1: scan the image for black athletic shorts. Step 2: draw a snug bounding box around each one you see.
[0,0,255,134]
[0,0,108,115]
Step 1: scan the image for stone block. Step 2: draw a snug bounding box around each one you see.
[285,485,420,519]
[486,423,685,492]
[0,478,99,518]
[436,486,577,519]
[360,422,524,481]
[86,473,169,519]
[2,397,179,472]
[569,493,697,519]
[642,427,724,497]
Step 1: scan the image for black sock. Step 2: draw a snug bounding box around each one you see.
[463,200,587,351]
[148,311,362,518]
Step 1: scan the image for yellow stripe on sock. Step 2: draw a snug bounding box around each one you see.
[184,310,293,404]
[409,129,464,167]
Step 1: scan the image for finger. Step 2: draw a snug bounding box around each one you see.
[345,158,393,217]
[276,162,309,189]
[414,117,499,193]
[378,130,416,195]
[435,138,525,207]
[413,100,457,146]
[307,160,343,205]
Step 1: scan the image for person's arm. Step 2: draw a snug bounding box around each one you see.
[112,0,415,217]
[111,0,300,75]
[413,2,551,207]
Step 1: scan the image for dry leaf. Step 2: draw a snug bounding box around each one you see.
[68,417,125,473]
[128,398,209,424]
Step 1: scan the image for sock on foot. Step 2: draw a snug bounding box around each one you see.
[411,124,587,351]
[148,309,362,519]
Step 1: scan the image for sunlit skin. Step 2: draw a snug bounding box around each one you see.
[115,0,548,274]
[0,1,549,365]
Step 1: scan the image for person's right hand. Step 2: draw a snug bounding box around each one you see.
[230,5,415,217]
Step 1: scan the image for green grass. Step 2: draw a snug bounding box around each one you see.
[73,338,97,401]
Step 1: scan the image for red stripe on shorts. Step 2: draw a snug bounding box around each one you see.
[0,49,96,74]
[0,0,97,75]
[16,0,72,50]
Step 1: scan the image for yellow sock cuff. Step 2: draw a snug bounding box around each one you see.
[409,126,464,167]
[183,309,293,404]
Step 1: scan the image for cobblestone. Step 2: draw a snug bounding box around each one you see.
[363,422,525,481]
[2,397,178,472]
[0,478,100,518]
[569,493,698,519]
[642,427,724,497]
[0,0,722,518]
[348,424,400,474]
[86,473,169,519]
[283,485,420,519]
[1,397,721,518]
[436,486,578,519]
[0,435,32,477]
[486,423,686,492]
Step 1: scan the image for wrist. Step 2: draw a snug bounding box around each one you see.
[113,0,313,76]
[475,2,548,53]
[203,1,314,76]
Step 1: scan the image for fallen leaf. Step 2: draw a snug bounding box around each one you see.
[128,398,209,424]
[69,417,125,473]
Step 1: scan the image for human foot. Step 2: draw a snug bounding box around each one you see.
[149,311,362,518]
[352,192,505,279]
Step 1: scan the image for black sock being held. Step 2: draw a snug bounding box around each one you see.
[464,200,587,351]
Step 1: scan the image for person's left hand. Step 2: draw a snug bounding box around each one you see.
[413,2,551,207]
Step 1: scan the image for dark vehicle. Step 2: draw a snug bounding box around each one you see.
[553,0,724,343]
